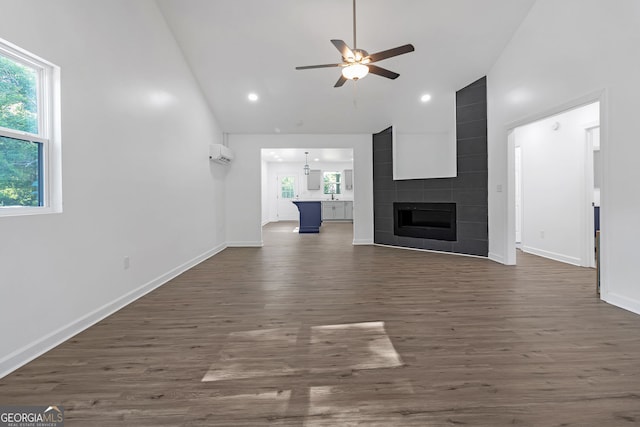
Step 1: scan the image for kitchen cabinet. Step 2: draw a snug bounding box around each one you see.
[322,201,339,220]
[344,169,353,190]
[344,201,353,220]
[322,201,353,221]
[307,169,321,190]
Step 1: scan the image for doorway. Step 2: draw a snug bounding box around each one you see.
[276,174,299,221]
[260,148,355,235]
[585,125,601,268]
[515,146,522,246]
[512,101,600,268]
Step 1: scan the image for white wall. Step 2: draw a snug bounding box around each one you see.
[0,0,226,377]
[226,134,373,246]
[515,103,598,266]
[487,0,640,313]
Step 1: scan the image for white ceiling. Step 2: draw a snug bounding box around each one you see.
[156,0,535,135]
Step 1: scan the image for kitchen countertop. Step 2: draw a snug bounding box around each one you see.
[292,199,353,202]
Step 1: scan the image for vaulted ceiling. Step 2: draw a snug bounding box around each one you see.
[156,0,536,135]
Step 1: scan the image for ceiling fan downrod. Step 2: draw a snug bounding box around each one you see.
[353,0,357,50]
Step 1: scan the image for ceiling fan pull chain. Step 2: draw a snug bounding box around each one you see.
[353,80,358,108]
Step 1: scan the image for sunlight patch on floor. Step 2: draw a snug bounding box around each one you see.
[201,327,299,382]
[304,381,415,426]
[309,321,403,373]
[210,390,292,418]
[202,321,402,382]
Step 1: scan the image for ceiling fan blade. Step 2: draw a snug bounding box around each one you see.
[331,39,355,60]
[367,65,400,80]
[296,63,343,70]
[334,75,348,88]
[367,44,415,63]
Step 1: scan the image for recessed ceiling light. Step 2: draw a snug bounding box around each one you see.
[248,93,258,102]
[314,158,320,162]
[277,158,283,162]
[420,94,431,103]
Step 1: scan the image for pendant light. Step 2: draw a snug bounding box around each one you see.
[303,151,310,175]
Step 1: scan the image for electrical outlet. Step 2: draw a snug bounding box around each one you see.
[540,231,545,239]
[123,256,130,270]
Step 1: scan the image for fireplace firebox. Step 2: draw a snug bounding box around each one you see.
[393,202,457,241]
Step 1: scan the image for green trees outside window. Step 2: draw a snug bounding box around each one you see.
[323,171,341,195]
[0,53,41,207]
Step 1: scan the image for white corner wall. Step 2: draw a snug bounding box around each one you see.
[487,0,640,313]
[226,134,373,246]
[0,0,226,377]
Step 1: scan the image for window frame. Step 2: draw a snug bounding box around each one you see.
[279,175,296,200]
[0,37,60,217]
[323,171,342,195]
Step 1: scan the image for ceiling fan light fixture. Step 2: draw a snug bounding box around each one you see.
[342,63,369,80]
[295,0,414,88]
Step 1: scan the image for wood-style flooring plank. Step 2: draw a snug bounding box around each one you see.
[1,221,639,426]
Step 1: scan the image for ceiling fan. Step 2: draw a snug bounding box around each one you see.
[295,0,415,88]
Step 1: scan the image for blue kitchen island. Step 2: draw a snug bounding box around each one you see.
[292,201,322,233]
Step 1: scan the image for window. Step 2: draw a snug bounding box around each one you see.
[323,171,341,195]
[0,38,59,214]
[280,176,295,199]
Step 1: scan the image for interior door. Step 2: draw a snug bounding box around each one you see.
[276,174,299,221]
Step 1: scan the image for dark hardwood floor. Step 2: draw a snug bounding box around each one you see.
[1,221,639,426]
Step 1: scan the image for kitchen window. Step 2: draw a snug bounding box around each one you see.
[323,171,341,195]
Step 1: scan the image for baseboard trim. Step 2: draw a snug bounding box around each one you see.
[603,292,640,316]
[488,252,506,264]
[521,246,581,266]
[352,238,373,245]
[0,243,227,380]
[374,243,488,260]
[226,241,264,247]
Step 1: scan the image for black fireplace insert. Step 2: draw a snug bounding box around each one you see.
[393,202,457,241]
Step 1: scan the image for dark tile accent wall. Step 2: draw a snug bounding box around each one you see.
[373,76,488,256]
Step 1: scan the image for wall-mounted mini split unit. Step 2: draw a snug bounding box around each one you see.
[209,144,234,165]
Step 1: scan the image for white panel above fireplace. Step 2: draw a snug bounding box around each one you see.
[392,127,457,180]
